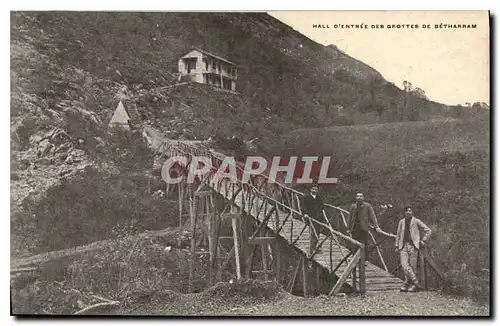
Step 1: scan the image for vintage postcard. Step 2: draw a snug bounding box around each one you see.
[10,11,490,317]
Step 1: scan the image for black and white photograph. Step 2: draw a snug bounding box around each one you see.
[9,10,490,317]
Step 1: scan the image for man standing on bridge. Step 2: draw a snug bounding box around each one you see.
[395,206,432,292]
[303,185,325,255]
[347,193,382,249]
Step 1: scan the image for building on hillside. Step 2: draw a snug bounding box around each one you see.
[178,48,237,91]
[108,100,141,130]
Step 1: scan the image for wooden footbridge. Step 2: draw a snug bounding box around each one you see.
[155,140,444,295]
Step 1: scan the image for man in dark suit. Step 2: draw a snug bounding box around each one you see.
[347,193,382,249]
[303,185,325,255]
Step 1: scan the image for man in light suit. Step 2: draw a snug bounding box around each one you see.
[395,206,432,292]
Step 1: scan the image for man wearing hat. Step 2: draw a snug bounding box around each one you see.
[303,185,325,255]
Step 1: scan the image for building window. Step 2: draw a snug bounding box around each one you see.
[185,58,197,73]
[223,77,232,90]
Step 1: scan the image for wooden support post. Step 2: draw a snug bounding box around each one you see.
[208,193,215,286]
[275,237,280,285]
[419,248,427,290]
[329,249,361,296]
[352,266,357,291]
[274,205,281,284]
[329,237,334,272]
[188,187,196,293]
[359,246,366,294]
[301,255,308,297]
[261,229,269,281]
[201,197,210,247]
[245,245,257,278]
[287,256,302,292]
[315,264,320,295]
[231,212,242,280]
[239,215,249,278]
[178,184,184,248]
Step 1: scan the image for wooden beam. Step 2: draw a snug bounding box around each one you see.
[287,256,302,292]
[178,183,184,248]
[208,193,216,286]
[219,246,235,275]
[329,249,361,295]
[359,246,366,294]
[419,250,427,290]
[247,237,276,245]
[221,213,241,220]
[11,267,37,274]
[368,231,388,272]
[232,212,242,280]
[248,206,276,241]
[188,190,197,293]
[331,252,352,275]
[302,255,308,297]
[261,229,269,281]
[315,264,320,295]
[194,190,212,197]
[252,270,274,274]
[422,249,446,281]
[275,235,281,285]
[309,235,330,260]
[245,245,257,278]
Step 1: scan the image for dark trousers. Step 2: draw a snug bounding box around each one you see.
[308,218,323,255]
[351,228,369,252]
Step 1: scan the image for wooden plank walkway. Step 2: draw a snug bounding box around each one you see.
[212,176,403,293]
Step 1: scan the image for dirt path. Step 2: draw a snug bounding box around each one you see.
[119,289,488,316]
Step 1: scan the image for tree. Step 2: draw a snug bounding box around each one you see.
[413,87,428,100]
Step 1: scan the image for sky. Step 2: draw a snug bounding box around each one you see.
[269,11,490,106]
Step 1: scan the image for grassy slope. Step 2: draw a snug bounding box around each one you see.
[272,118,489,170]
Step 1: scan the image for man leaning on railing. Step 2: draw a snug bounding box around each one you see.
[347,192,382,250]
[302,185,325,255]
[395,206,432,292]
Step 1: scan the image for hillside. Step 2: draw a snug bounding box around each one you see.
[11,11,467,133]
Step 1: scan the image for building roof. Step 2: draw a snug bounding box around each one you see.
[109,100,142,130]
[109,100,131,129]
[183,47,236,66]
